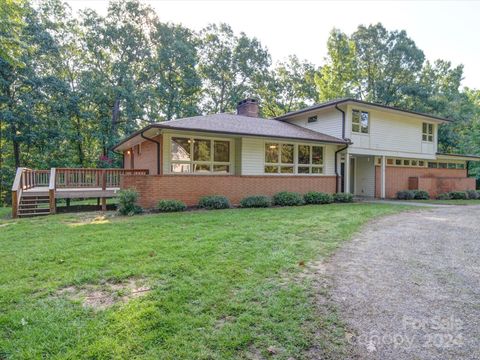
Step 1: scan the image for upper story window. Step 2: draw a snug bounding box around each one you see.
[171,137,231,174]
[422,123,434,142]
[307,115,318,123]
[352,109,369,134]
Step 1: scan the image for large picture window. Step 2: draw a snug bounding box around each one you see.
[264,142,324,175]
[264,143,294,173]
[422,123,433,142]
[352,109,369,134]
[171,137,231,174]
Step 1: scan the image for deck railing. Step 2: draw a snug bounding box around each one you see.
[55,168,149,189]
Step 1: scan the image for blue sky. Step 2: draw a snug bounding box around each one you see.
[66,0,480,89]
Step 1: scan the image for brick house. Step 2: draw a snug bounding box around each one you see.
[113,98,478,208]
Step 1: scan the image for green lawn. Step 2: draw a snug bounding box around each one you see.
[407,199,480,205]
[0,204,409,359]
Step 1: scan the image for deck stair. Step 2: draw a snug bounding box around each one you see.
[17,195,51,217]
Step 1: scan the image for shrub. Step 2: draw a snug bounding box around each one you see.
[198,195,231,210]
[157,199,187,212]
[466,190,479,200]
[397,190,416,200]
[117,189,143,216]
[239,195,271,208]
[449,191,467,200]
[436,193,451,200]
[273,192,304,206]
[303,191,334,205]
[333,192,354,203]
[413,190,430,200]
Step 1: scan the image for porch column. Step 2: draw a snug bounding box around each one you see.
[344,151,350,194]
[381,155,386,199]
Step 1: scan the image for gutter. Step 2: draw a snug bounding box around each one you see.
[140,129,161,175]
[334,104,349,193]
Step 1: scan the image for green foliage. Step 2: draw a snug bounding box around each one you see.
[449,191,467,200]
[239,195,271,208]
[436,193,451,200]
[397,190,416,200]
[117,189,143,215]
[198,195,231,209]
[413,190,430,200]
[273,192,304,206]
[466,190,479,200]
[303,192,334,205]
[333,193,354,203]
[157,199,187,212]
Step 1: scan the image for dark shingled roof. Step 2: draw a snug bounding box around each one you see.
[275,98,453,122]
[114,113,348,150]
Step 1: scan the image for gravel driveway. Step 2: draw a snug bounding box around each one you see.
[326,206,480,360]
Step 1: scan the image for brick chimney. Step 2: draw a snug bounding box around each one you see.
[237,98,259,117]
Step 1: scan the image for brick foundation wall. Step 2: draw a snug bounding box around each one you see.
[121,175,337,208]
[375,166,474,198]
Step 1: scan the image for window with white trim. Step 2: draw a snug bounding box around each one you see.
[264,142,324,174]
[264,143,295,173]
[171,137,231,174]
[352,109,369,134]
[422,123,433,142]
[297,144,324,174]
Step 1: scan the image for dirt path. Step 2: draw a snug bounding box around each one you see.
[324,206,480,360]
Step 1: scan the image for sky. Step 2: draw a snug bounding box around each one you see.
[66,0,480,89]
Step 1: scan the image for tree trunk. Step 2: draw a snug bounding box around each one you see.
[111,98,120,130]
[13,139,20,168]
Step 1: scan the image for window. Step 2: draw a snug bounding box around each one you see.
[403,160,410,166]
[422,123,433,142]
[352,109,369,134]
[457,163,465,169]
[428,162,438,168]
[264,143,294,174]
[418,161,425,167]
[264,143,323,174]
[171,137,230,174]
[395,159,402,166]
[308,115,318,123]
[297,145,323,174]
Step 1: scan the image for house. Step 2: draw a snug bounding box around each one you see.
[112,98,478,208]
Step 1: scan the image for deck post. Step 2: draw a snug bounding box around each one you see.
[11,167,24,219]
[101,169,107,211]
[12,190,18,219]
[49,168,56,214]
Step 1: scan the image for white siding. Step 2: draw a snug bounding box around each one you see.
[240,137,264,175]
[241,137,338,176]
[284,108,343,138]
[345,104,439,158]
[354,156,375,197]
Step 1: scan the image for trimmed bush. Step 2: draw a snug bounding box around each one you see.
[198,195,231,210]
[117,189,143,216]
[273,192,304,206]
[157,199,187,212]
[304,192,334,205]
[449,191,467,200]
[413,190,430,200]
[333,192,354,203]
[397,190,416,200]
[239,195,271,208]
[436,193,451,200]
[466,190,479,200]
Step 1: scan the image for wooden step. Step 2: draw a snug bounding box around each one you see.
[18,211,50,218]
[18,207,50,214]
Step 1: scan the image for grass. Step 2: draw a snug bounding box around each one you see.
[0,204,410,359]
[405,199,480,205]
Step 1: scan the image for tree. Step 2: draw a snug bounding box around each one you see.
[0,0,27,66]
[258,55,318,118]
[147,22,201,121]
[198,23,270,113]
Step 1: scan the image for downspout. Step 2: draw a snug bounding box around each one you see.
[141,130,161,175]
[334,104,349,192]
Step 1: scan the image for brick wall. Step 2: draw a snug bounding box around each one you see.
[123,135,162,175]
[375,166,474,198]
[121,175,337,208]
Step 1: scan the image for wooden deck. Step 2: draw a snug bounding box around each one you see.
[24,186,121,198]
[11,167,149,218]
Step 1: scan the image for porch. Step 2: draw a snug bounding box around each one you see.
[11,168,149,218]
